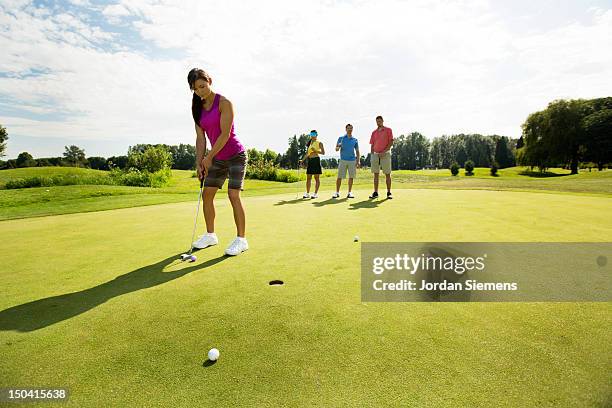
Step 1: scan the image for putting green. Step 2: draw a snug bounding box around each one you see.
[1,188,611,407]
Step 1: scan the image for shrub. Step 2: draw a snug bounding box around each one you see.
[276,170,299,183]
[464,160,475,176]
[246,160,277,181]
[490,161,499,176]
[245,160,299,183]
[3,173,115,189]
[450,162,459,176]
[109,167,171,187]
[128,145,173,173]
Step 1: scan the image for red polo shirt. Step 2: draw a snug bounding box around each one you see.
[370,127,393,153]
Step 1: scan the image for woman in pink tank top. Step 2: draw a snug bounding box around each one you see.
[187,68,248,256]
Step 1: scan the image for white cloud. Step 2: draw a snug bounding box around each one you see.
[1,0,611,158]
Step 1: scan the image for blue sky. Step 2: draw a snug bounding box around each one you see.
[1,0,611,159]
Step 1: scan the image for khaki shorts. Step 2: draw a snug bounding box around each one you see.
[204,151,247,190]
[337,160,356,179]
[371,152,391,174]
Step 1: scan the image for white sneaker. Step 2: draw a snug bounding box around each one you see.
[193,232,218,249]
[311,193,318,199]
[303,192,310,199]
[332,192,340,198]
[225,237,248,256]
[347,192,355,198]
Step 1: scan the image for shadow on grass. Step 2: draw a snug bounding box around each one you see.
[518,170,571,178]
[0,253,228,332]
[312,197,348,207]
[274,198,309,206]
[203,359,217,367]
[348,198,389,210]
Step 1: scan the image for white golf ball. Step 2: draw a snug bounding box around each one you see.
[208,348,220,361]
[354,235,359,242]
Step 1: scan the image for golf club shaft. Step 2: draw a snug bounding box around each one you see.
[188,179,204,254]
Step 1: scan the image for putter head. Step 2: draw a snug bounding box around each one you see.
[180,253,191,261]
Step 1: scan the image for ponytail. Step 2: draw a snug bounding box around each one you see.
[192,92,203,125]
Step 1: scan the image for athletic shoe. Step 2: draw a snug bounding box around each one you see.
[311,193,318,199]
[225,237,248,256]
[369,191,379,199]
[303,193,310,199]
[193,232,218,249]
[347,192,355,198]
[332,192,340,199]
[387,191,393,199]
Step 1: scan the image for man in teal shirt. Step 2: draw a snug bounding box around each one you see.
[333,124,360,198]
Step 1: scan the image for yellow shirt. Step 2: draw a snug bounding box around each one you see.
[307,140,321,158]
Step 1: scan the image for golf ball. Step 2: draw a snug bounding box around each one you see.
[189,255,197,262]
[208,348,220,361]
[354,235,359,242]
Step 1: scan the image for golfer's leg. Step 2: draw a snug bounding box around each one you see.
[314,175,320,193]
[228,188,246,238]
[373,172,379,193]
[336,178,342,192]
[306,174,312,193]
[386,173,392,192]
[348,177,353,192]
[203,187,218,233]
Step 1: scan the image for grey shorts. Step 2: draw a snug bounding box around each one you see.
[337,159,356,179]
[371,152,392,174]
[204,151,247,190]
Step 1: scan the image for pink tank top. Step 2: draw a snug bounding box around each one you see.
[199,93,244,160]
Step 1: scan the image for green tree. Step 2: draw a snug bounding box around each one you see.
[285,135,300,169]
[0,124,7,157]
[582,109,612,171]
[63,145,86,167]
[128,145,172,173]
[16,151,36,167]
[494,136,514,168]
[464,159,475,175]
[518,98,608,174]
[169,144,196,170]
[247,148,263,164]
[87,156,108,170]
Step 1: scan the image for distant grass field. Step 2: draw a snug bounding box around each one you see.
[1,188,611,407]
[0,166,611,220]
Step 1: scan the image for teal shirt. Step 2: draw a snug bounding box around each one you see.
[337,135,359,161]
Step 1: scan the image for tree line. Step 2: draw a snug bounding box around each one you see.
[1,96,609,173]
[518,97,611,173]
[0,143,197,171]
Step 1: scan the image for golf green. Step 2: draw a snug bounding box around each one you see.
[1,188,611,407]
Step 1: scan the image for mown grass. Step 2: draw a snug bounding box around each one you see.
[0,166,611,221]
[1,189,611,407]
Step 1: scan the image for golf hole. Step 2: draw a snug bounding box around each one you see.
[269,280,284,286]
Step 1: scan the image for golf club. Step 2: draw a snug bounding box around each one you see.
[180,178,204,261]
[296,160,301,199]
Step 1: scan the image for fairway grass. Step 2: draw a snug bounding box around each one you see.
[1,189,611,407]
[1,167,611,221]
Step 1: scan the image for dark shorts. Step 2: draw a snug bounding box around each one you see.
[306,156,322,174]
[204,151,247,190]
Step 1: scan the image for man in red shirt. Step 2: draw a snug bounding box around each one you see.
[369,115,393,199]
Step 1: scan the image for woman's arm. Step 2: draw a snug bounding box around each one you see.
[195,124,207,177]
[319,142,325,155]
